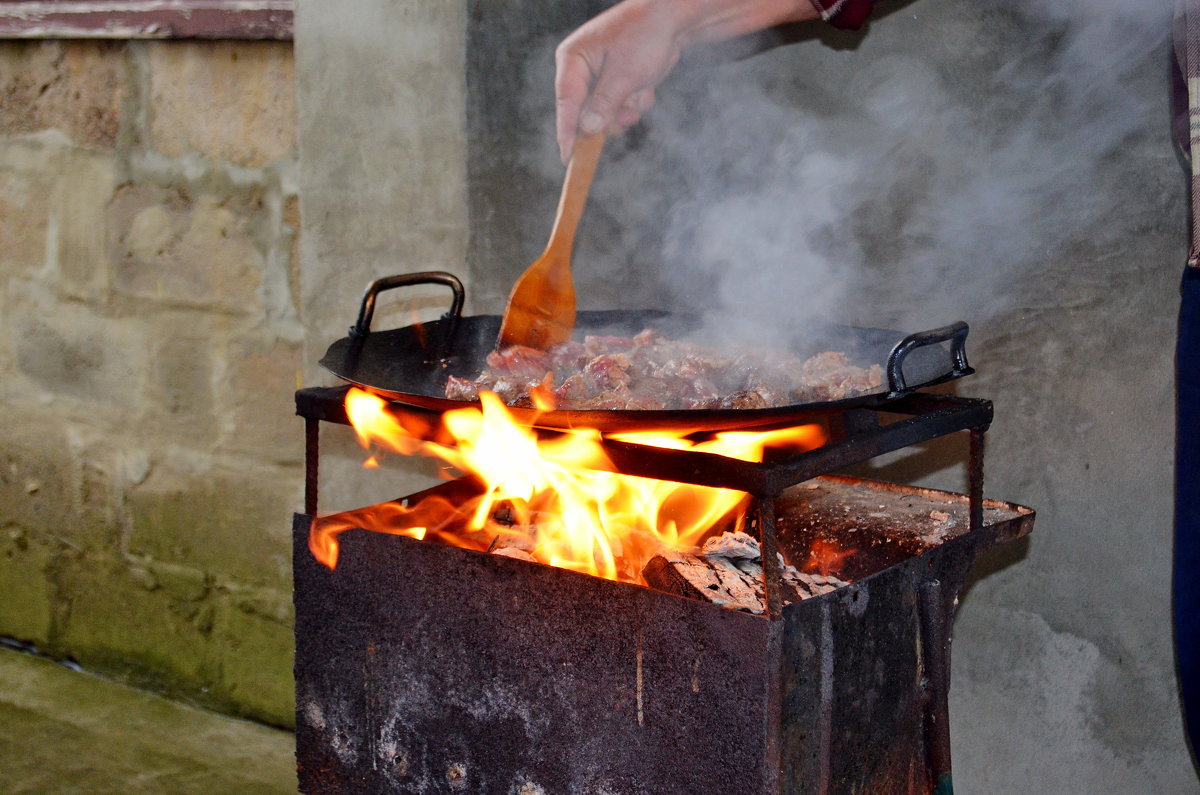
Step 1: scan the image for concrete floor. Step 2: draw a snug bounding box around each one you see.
[0,646,295,794]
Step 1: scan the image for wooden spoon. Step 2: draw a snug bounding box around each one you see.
[497,133,605,350]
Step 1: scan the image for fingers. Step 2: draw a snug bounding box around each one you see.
[556,44,646,163]
[558,80,657,163]
[577,59,639,133]
[613,87,655,132]
[555,46,594,164]
[556,51,667,162]
[554,0,681,163]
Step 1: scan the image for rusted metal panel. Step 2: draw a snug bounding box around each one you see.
[0,1,292,40]
[294,512,774,794]
[776,534,980,794]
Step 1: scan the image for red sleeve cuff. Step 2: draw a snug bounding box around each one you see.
[809,0,878,31]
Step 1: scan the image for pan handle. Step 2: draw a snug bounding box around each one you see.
[885,321,973,397]
[349,272,466,339]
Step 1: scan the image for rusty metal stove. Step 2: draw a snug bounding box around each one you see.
[291,381,1033,794]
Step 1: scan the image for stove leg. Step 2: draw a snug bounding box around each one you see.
[968,428,985,531]
[757,496,783,618]
[919,578,955,794]
[305,418,320,516]
[756,494,785,794]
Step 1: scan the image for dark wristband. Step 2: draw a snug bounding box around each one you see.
[814,0,877,31]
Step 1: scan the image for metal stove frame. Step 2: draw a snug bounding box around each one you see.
[296,384,990,619]
[293,385,997,793]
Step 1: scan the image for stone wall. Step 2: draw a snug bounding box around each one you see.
[0,39,299,726]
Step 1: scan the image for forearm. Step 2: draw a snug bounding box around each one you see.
[671,0,820,46]
[672,0,880,44]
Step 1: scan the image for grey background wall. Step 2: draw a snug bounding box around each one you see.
[296,0,1195,789]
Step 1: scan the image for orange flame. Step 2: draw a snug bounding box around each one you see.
[803,538,855,577]
[310,388,826,584]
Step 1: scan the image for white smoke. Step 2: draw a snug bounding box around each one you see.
[533,0,1175,345]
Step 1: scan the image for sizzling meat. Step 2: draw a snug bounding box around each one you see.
[445,330,884,410]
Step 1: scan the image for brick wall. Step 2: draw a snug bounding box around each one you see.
[0,39,299,727]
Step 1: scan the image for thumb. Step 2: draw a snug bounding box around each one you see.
[578,68,641,137]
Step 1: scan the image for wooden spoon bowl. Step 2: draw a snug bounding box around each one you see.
[497,133,605,350]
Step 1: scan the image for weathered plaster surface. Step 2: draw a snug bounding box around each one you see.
[295,0,470,512]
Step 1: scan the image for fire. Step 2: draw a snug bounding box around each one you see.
[310,388,826,584]
[803,537,855,577]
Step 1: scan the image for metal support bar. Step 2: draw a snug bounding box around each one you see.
[879,393,990,419]
[758,497,783,618]
[918,578,954,795]
[597,396,992,495]
[296,385,351,424]
[968,429,985,531]
[294,385,993,543]
[761,400,991,495]
[305,418,320,517]
[756,494,785,794]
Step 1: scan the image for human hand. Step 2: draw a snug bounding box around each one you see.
[554,0,686,164]
[554,0,820,163]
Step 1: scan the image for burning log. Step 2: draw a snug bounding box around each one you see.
[642,532,848,614]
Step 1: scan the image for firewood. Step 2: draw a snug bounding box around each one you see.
[492,547,536,562]
[642,532,849,613]
[643,549,774,613]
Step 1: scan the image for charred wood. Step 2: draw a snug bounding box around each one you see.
[642,532,848,614]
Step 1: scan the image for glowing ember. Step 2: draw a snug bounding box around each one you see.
[803,538,855,577]
[310,388,825,584]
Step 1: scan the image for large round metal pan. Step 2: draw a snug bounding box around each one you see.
[319,273,974,432]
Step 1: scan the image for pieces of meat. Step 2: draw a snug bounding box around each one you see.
[485,345,551,380]
[583,334,634,356]
[792,351,884,401]
[548,340,589,372]
[446,330,885,411]
[444,374,480,401]
[718,390,770,410]
[582,352,632,391]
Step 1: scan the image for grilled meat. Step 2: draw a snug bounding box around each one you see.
[448,331,884,411]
